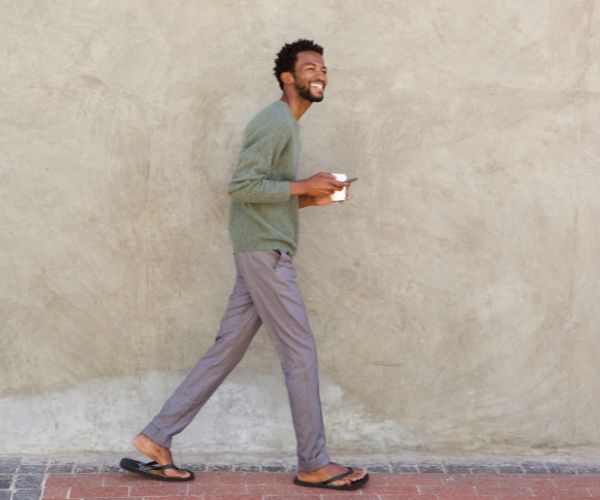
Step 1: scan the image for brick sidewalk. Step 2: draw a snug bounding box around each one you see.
[40,470,600,499]
[4,457,600,500]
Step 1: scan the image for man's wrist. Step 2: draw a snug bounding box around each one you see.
[298,194,314,208]
[290,180,307,196]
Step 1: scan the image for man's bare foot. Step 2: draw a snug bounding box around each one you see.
[296,462,368,487]
[132,432,191,479]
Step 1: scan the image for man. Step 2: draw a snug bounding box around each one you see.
[120,39,369,491]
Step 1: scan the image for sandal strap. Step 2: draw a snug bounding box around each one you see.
[142,462,178,471]
[323,467,354,485]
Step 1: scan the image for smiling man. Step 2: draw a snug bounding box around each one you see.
[120,39,369,492]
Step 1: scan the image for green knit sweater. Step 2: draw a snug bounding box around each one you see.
[228,100,300,255]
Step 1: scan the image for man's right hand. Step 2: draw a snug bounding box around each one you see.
[290,172,347,198]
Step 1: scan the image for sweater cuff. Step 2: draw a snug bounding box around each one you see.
[270,181,291,202]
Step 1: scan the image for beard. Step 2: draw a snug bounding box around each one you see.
[295,81,324,103]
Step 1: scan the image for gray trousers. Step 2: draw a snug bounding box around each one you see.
[142,250,330,471]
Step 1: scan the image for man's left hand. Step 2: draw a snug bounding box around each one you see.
[299,184,351,208]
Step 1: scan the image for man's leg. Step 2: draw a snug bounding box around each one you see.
[235,250,368,488]
[135,269,261,470]
[235,250,330,471]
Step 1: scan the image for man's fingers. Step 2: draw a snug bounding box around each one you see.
[317,172,336,180]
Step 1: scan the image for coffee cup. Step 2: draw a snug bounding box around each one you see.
[330,173,347,202]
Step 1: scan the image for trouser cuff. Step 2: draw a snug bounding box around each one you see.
[298,449,331,472]
[141,422,173,449]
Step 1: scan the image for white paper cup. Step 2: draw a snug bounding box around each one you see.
[330,173,347,201]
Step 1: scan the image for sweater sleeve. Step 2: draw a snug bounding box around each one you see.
[227,114,292,204]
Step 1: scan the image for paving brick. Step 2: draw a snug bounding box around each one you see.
[417,463,446,473]
[522,461,551,474]
[247,482,339,495]
[15,474,44,488]
[218,472,274,484]
[68,485,130,498]
[72,464,100,474]
[21,458,48,465]
[45,474,104,488]
[0,478,12,489]
[496,465,525,474]
[99,465,122,473]
[101,473,148,486]
[438,496,497,500]
[554,476,600,487]
[390,462,418,473]
[0,463,19,474]
[364,463,391,472]
[0,492,10,500]
[444,464,475,474]
[188,482,246,495]
[180,463,205,472]
[553,497,600,500]
[379,496,438,500]
[129,482,188,496]
[321,495,380,500]
[418,484,478,495]
[384,472,444,486]
[144,496,202,500]
[577,466,600,475]
[47,464,74,474]
[19,464,47,474]
[260,496,320,500]
[40,485,70,499]
[469,464,500,473]
[442,473,502,486]
[203,496,262,500]
[79,497,141,500]
[261,465,288,472]
[13,489,43,500]
[206,464,232,471]
[233,464,261,472]
[496,497,551,500]
[0,458,21,466]
[362,484,420,495]
[548,463,579,474]
[475,483,534,495]
[537,490,593,498]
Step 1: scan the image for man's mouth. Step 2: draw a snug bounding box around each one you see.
[310,82,324,92]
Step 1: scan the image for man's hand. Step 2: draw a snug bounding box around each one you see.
[290,172,348,198]
[299,194,332,208]
[298,185,351,208]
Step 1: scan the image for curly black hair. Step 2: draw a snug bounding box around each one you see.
[273,39,324,90]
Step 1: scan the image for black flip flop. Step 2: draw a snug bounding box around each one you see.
[293,466,369,491]
[119,457,195,482]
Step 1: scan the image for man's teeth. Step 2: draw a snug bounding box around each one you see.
[311,83,323,90]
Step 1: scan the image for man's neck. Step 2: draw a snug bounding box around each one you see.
[280,94,312,121]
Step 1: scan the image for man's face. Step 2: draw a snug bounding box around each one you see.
[290,51,328,102]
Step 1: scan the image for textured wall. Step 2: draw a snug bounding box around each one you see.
[2,0,600,457]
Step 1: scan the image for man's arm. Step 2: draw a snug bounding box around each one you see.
[228,129,290,203]
[228,113,347,204]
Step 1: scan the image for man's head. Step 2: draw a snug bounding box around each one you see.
[273,39,327,102]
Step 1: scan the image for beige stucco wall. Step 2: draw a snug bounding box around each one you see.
[2,0,600,458]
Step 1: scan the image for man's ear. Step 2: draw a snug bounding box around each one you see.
[281,71,294,86]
